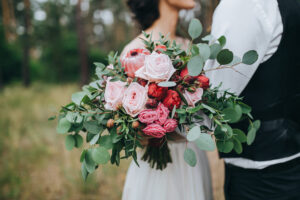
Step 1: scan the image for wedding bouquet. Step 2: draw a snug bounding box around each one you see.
[53,19,260,180]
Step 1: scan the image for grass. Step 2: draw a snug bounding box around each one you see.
[0,83,224,200]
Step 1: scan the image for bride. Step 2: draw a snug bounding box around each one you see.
[121,0,213,200]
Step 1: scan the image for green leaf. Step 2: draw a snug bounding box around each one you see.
[99,135,113,150]
[194,133,216,151]
[84,149,96,173]
[92,147,110,164]
[202,34,214,42]
[175,88,189,105]
[217,49,234,65]
[202,103,216,113]
[233,138,243,154]
[209,43,222,59]
[184,148,197,167]
[171,105,176,118]
[90,133,100,145]
[57,117,71,134]
[74,134,83,148]
[233,129,247,143]
[197,43,211,61]
[81,163,89,181]
[65,135,75,151]
[239,102,252,114]
[48,116,56,121]
[158,81,176,87]
[222,105,242,123]
[242,50,258,65]
[187,126,201,141]
[80,150,87,163]
[247,127,257,145]
[217,140,234,153]
[188,18,203,40]
[71,91,87,105]
[218,36,226,47]
[187,56,204,76]
[191,45,199,56]
[223,124,233,139]
[253,120,261,130]
[66,112,83,124]
[83,121,103,134]
[176,109,186,114]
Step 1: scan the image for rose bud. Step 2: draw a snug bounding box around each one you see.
[187,86,196,93]
[180,67,189,78]
[146,98,159,108]
[120,48,150,78]
[183,76,196,84]
[137,78,148,87]
[148,83,168,101]
[106,119,115,128]
[117,126,122,135]
[196,75,210,90]
[138,109,158,124]
[154,45,167,53]
[162,90,182,110]
[132,121,140,129]
[143,124,166,138]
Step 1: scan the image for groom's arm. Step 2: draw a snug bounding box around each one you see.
[204,0,283,95]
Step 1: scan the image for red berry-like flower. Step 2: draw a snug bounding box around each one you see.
[180,67,189,78]
[148,83,168,101]
[162,90,182,110]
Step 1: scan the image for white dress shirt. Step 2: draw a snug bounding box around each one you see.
[204,0,300,169]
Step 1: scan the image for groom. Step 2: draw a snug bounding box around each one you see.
[205,0,300,199]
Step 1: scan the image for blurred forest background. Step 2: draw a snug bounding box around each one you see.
[0,0,223,200]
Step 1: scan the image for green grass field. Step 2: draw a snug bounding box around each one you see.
[0,83,224,200]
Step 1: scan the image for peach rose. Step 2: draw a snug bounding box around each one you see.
[135,52,175,82]
[156,103,170,125]
[104,78,126,110]
[122,82,148,117]
[183,88,204,107]
[163,119,178,132]
[143,124,166,138]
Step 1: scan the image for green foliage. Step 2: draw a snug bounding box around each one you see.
[242,50,259,65]
[217,49,234,65]
[188,19,203,40]
[184,148,197,167]
[92,147,110,164]
[194,134,216,151]
[188,56,204,76]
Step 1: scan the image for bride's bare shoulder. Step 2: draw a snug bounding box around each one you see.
[121,34,145,56]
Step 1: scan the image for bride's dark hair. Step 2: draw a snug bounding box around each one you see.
[127,0,159,30]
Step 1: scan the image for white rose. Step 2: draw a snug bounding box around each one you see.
[135,52,175,82]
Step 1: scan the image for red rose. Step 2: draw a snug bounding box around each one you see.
[138,109,158,124]
[148,83,168,101]
[163,119,178,132]
[154,45,167,53]
[196,75,210,90]
[143,124,166,138]
[137,78,148,87]
[162,90,182,110]
[156,103,170,125]
[180,67,196,84]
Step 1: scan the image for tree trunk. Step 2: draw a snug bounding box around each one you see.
[22,0,30,87]
[76,0,89,86]
[1,0,16,42]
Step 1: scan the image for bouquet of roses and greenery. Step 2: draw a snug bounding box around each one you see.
[52,18,260,180]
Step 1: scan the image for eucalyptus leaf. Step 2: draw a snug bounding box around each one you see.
[92,147,110,164]
[202,34,214,42]
[218,36,226,47]
[242,50,258,65]
[187,56,203,76]
[99,135,113,150]
[80,149,87,163]
[188,18,203,40]
[222,105,242,123]
[81,163,89,181]
[217,49,234,65]
[233,129,247,143]
[65,135,75,151]
[197,43,211,61]
[71,91,87,105]
[187,126,201,142]
[84,149,96,173]
[233,138,243,154]
[90,133,100,145]
[84,121,103,134]
[194,133,216,151]
[217,140,234,153]
[74,134,83,148]
[209,43,222,59]
[66,112,83,124]
[158,81,176,87]
[184,148,197,167]
[247,127,257,145]
[57,117,71,134]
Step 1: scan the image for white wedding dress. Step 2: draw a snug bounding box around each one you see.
[122,141,213,200]
[121,38,213,200]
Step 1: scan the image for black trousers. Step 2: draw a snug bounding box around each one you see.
[224,158,300,200]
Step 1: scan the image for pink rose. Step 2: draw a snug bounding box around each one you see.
[163,119,178,132]
[122,82,148,117]
[183,88,204,107]
[156,103,170,125]
[143,124,166,138]
[135,52,176,82]
[104,78,126,110]
[121,49,150,78]
[138,109,158,124]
